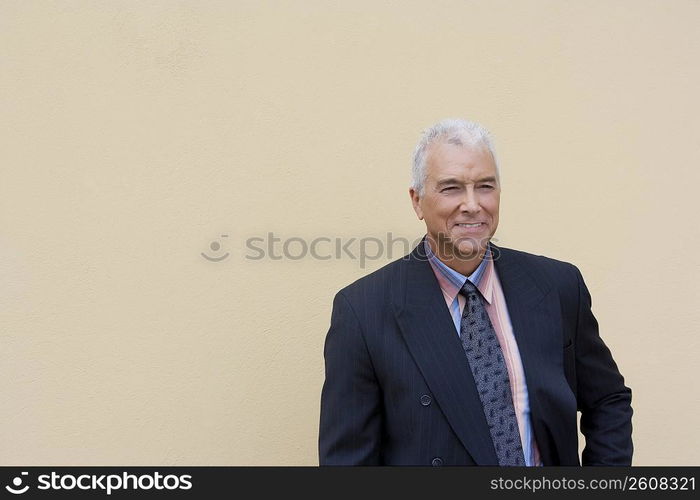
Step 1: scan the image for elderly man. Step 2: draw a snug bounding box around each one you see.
[318,119,633,466]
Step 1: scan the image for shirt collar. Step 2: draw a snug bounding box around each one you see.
[424,238,495,304]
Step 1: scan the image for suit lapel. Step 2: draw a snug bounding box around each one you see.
[393,241,498,465]
[491,244,562,465]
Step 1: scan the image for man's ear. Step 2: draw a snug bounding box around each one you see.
[409,187,423,220]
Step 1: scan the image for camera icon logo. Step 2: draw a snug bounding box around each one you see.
[5,472,29,494]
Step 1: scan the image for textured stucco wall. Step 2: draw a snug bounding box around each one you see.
[1,0,699,465]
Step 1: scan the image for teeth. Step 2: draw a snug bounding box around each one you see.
[458,223,482,227]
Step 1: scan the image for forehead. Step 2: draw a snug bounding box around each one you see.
[425,141,497,180]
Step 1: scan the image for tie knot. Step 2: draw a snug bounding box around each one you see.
[459,280,479,297]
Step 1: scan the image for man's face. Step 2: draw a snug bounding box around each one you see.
[410,141,500,266]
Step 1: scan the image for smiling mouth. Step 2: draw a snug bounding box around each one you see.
[453,223,487,235]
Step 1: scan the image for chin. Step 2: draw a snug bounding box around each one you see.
[453,240,483,259]
[454,238,488,257]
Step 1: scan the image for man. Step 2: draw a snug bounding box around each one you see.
[319,119,633,466]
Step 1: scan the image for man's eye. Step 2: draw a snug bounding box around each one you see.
[441,186,458,192]
[479,184,494,190]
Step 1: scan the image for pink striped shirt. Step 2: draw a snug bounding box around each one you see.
[425,240,542,466]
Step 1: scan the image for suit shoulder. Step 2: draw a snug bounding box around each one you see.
[496,246,580,284]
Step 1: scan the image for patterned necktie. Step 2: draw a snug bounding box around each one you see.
[459,280,526,466]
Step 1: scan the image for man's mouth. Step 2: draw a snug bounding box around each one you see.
[455,223,484,228]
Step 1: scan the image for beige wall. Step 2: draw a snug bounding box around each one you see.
[2,0,699,465]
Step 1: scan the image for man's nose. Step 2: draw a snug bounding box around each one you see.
[460,189,481,213]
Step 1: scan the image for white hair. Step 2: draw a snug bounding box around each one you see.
[411,118,499,196]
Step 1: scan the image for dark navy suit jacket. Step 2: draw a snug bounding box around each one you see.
[319,240,633,465]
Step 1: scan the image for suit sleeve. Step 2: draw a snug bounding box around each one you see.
[318,291,382,465]
[572,265,634,465]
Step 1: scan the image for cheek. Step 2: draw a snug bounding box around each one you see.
[423,208,452,229]
[434,198,460,214]
[422,199,451,218]
[485,196,500,215]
